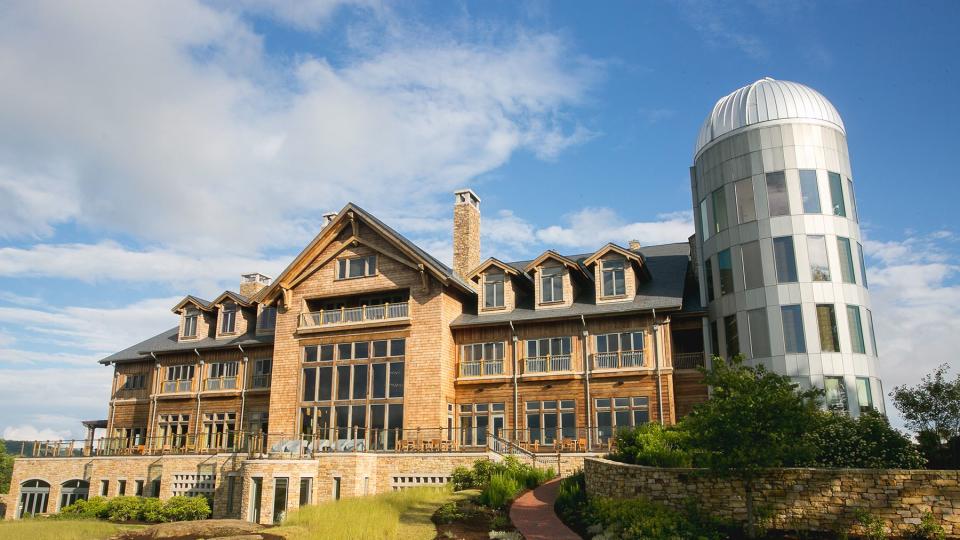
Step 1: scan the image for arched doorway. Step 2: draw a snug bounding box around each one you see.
[17,479,50,518]
[59,479,89,509]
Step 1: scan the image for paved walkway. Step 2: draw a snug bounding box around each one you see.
[509,478,582,540]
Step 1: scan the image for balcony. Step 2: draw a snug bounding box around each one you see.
[593,350,644,370]
[251,373,271,389]
[525,355,572,374]
[299,301,410,331]
[460,360,504,377]
[673,351,706,370]
[205,377,237,391]
[162,380,192,393]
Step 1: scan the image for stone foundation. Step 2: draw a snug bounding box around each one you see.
[584,458,960,537]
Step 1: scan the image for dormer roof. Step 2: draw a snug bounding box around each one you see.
[582,243,644,267]
[523,251,588,279]
[210,290,254,308]
[171,295,214,314]
[467,257,522,280]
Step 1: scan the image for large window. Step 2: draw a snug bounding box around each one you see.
[766,171,790,217]
[858,241,869,289]
[258,306,276,331]
[824,376,848,412]
[866,309,878,356]
[595,397,649,442]
[723,315,739,357]
[856,377,874,412]
[846,305,866,354]
[207,362,238,390]
[123,374,145,390]
[747,308,771,358]
[816,304,841,353]
[483,271,505,309]
[461,342,505,376]
[711,187,728,233]
[183,308,198,338]
[158,414,190,447]
[837,237,857,284]
[799,169,821,213]
[704,257,715,302]
[59,480,89,510]
[526,337,572,373]
[717,249,734,296]
[828,172,846,217]
[273,478,288,524]
[540,266,564,303]
[700,199,710,240]
[202,412,236,449]
[252,358,272,389]
[595,331,644,369]
[526,400,575,445]
[848,179,859,222]
[460,402,505,446]
[781,305,807,354]
[741,241,763,290]
[807,235,831,282]
[164,365,194,393]
[337,255,377,279]
[735,178,756,223]
[220,302,236,334]
[773,237,798,283]
[601,259,626,297]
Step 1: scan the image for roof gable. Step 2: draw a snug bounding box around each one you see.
[210,291,253,307]
[171,295,213,314]
[582,243,643,267]
[523,251,581,273]
[467,257,521,280]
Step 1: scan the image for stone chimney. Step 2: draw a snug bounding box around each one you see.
[240,273,272,298]
[322,212,338,227]
[628,239,642,251]
[452,189,481,278]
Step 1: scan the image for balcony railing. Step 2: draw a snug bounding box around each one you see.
[205,377,237,391]
[251,373,271,389]
[673,351,706,370]
[460,360,504,377]
[525,354,572,374]
[593,350,645,369]
[162,380,192,393]
[299,301,410,330]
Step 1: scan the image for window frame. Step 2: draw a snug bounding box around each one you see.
[734,177,756,223]
[807,235,831,282]
[828,172,846,217]
[220,302,237,334]
[539,265,565,304]
[336,255,378,280]
[773,236,799,283]
[600,258,627,297]
[766,171,790,217]
[461,342,505,376]
[483,272,506,309]
[816,304,841,353]
[594,396,649,442]
[183,308,199,338]
[799,169,821,213]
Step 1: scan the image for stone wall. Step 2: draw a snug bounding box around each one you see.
[585,458,960,537]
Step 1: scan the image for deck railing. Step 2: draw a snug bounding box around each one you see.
[161,380,192,393]
[673,351,706,370]
[205,377,237,391]
[299,301,410,330]
[459,360,504,377]
[592,350,645,369]
[251,373,271,389]
[524,354,572,374]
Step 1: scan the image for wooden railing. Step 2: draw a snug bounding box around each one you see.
[592,350,644,369]
[460,360,504,377]
[673,352,706,370]
[524,354,572,374]
[205,377,237,391]
[299,301,410,330]
[161,380,192,393]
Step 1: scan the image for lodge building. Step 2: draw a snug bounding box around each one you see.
[7,78,882,524]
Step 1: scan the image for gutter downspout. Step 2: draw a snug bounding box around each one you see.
[148,353,160,451]
[581,315,592,448]
[194,349,204,442]
[509,321,518,441]
[652,309,665,425]
[238,345,248,452]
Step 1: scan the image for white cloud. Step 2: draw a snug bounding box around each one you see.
[3,425,73,442]
[0,368,112,440]
[0,1,599,253]
[535,208,694,251]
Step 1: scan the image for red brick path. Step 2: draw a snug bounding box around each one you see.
[509,478,582,540]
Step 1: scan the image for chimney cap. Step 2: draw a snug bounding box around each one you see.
[454,188,481,206]
[628,239,642,250]
[241,272,272,285]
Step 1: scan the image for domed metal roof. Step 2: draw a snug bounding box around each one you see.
[694,77,845,159]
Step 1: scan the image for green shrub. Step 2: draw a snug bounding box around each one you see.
[106,496,144,521]
[853,508,887,540]
[587,496,728,540]
[479,473,522,509]
[554,471,589,534]
[61,496,109,519]
[804,410,925,469]
[451,466,476,490]
[434,501,463,524]
[912,511,946,540]
[609,423,696,467]
[140,498,166,523]
[161,496,210,521]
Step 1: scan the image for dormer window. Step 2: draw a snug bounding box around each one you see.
[337,255,377,279]
[220,302,236,334]
[540,266,564,303]
[259,306,277,331]
[601,259,626,297]
[483,272,505,309]
[183,308,198,338]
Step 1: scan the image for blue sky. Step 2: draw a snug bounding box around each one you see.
[0,0,957,439]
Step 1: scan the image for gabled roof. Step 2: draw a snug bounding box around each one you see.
[582,243,643,267]
[261,203,474,306]
[99,326,274,365]
[467,257,522,280]
[210,290,253,307]
[171,295,213,314]
[523,251,585,274]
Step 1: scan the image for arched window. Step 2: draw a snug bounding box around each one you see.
[17,479,50,518]
[59,479,89,509]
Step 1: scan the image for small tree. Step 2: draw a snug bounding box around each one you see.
[683,356,822,538]
[891,364,960,468]
[0,439,14,493]
[803,410,925,469]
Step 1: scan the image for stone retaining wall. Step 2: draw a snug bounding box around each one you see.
[584,457,960,537]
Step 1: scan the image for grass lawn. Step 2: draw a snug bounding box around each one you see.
[273,486,475,540]
[0,518,146,540]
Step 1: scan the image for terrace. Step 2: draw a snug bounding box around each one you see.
[299,291,411,332]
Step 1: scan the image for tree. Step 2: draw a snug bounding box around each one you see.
[891,364,960,468]
[0,439,14,493]
[683,356,822,538]
[803,410,925,469]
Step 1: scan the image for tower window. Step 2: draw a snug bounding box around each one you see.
[799,170,821,213]
[699,199,711,240]
[847,179,859,223]
[717,249,734,296]
[735,178,756,223]
[807,235,831,282]
[766,171,790,217]
[711,187,728,233]
[828,172,846,217]
[781,305,806,354]
[723,314,739,357]
[846,305,866,354]
[704,257,715,302]
[837,237,857,284]
[816,304,841,353]
[772,237,798,283]
[824,376,848,412]
[747,308,771,358]
[741,241,763,290]
[856,377,874,411]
